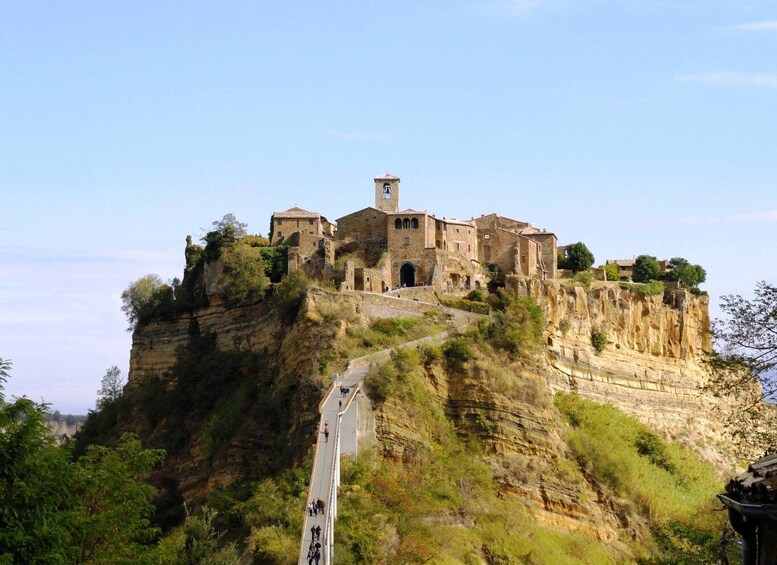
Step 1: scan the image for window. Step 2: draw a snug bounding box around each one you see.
[277,219,282,225]
[404,236,410,245]
[277,231,283,237]
[395,218,402,229]
[456,228,460,234]
[309,219,314,225]
[296,220,300,228]
[455,243,460,251]
[403,218,410,229]
[411,218,419,229]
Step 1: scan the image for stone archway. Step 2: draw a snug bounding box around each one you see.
[400,263,415,287]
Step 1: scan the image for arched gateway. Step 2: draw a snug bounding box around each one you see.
[399,263,415,287]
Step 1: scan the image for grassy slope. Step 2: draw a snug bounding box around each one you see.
[329,338,727,564]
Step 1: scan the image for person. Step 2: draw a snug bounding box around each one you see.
[311,525,316,540]
[314,549,321,565]
[319,499,326,514]
[307,548,314,565]
[315,525,321,540]
[324,421,328,432]
[308,501,313,516]
[338,399,342,409]
[324,429,329,442]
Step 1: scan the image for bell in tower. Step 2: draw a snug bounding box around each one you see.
[374,173,400,212]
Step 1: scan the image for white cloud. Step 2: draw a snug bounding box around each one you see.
[330,129,392,142]
[736,20,777,30]
[677,72,777,88]
[680,209,777,225]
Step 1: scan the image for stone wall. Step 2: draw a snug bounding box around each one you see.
[336,207,387,245]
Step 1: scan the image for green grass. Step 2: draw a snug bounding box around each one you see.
[342,355,622,564]
[619,280,665,296]
[555,392,724,562]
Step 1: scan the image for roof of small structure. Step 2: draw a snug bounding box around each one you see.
[724,451,777,504]
[607,259,636,267]
[374,173,400,181]
[273,207,320,219]
[433,216,476,227]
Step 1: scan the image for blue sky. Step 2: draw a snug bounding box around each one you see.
[2,1,776,413]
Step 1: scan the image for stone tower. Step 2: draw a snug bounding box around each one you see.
[374,173,400,212]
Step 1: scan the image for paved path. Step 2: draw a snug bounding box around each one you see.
[298,365,366,564]
[298,298,486,564]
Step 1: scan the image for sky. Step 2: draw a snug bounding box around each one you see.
[1,1,776,413]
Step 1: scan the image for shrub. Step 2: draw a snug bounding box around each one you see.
[438,296,491,315]
[274,271,309,323]
[601,263,619,281]
[559,242,595,273]
[467,288,489,303]
[220,242,269,307]
[558,318,571,336]
[620,280,664,296]
[572,270,594,289]
[590,327,606,354]
[443,338,472,365]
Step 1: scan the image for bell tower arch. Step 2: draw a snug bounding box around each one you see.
[374,173,400,212]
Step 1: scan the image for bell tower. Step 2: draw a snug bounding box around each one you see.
[374,173,400,212]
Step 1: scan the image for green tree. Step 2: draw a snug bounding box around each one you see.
[220,242,269,306]
[0,395,72,563]
[121,274,167,331]
[154,506,239,565]
[601,263,619,281]
[0,358,11,400]
[0,361,165,563]
[632,255,663,283]
[68,434,165,564]
[706,282,777,443]
[561,242,595,273]
[665,257,706,290]
[96,366,125,410]
[210,213,248,239]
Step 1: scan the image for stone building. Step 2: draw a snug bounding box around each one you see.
[270,174,557,291]
[474,213,557,279]
[269,207,335,273]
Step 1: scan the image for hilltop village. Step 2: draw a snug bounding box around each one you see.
[269,174,558,292]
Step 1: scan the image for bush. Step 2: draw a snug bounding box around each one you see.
[274,271,309,323]
[590,327,606,354]
[620,280,664,296]
[559,242,595,273]
[572,270,594,289]
[486,295,544,357]
[602,263,620,281]
[443,338,472,365]
[467,288,489,303]
[438,296,491,315]
[220,242,269,307]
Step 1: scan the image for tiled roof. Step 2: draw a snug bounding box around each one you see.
[374,173,400,181]
[273,207,320,219]
[607,259,636,267]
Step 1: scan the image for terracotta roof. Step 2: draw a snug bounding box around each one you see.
[273,207,320,219]
[374,173,400,181]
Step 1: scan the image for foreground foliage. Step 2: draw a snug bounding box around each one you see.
[0,366,165,564]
